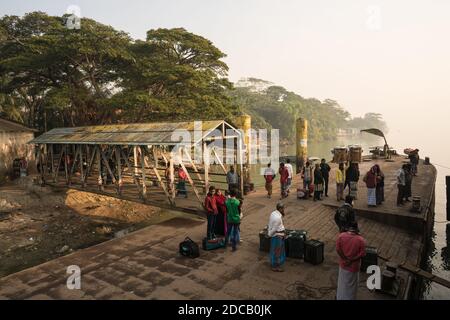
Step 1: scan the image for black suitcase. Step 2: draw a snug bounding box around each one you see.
[179,237,200,258]
[259,230,271,252]
[361,246,378,271]
[285,230,307,259]
[304,239,324,265]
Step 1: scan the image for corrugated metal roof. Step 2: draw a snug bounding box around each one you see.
[29,120,239,145]
[0,118,38,133]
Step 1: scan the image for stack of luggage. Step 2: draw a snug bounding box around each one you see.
[285,229,307,259]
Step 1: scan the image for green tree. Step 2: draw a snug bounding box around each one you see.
[348,113,387,132]
[0,13,236,130]
[231,79,387,142]
[0,12,134,130]
[117,28,236,122]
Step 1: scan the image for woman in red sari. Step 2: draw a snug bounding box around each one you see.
[214,188,228,237]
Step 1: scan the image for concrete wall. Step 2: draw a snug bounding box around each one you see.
[0,131,35,181]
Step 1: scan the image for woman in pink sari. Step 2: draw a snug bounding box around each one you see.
[214,189,228,237]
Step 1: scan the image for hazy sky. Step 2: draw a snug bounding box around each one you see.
[1,0,449,161]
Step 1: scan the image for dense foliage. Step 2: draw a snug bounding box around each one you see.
[0,12,236,131]
[230,79,387,141]
[0,12,387,141]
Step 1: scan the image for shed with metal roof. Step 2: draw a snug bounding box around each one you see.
[29,120,244,210]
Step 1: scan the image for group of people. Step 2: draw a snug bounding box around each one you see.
[264,159,294,199]
[204,186,242,251]
[362,164,385,207]
[263,159,332,201]
[264,197,366,300]
[299,159,361,204]
[300,159,331,201]
[262,160,368,299]
[335,161,386,208]
[198,153,420,299]
[336,162,360,201]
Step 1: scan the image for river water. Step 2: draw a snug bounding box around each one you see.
[247,133,449,299]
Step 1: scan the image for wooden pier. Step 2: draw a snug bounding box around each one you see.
[0,154,441,300]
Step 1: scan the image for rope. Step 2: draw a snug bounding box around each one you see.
[433,163,450,170]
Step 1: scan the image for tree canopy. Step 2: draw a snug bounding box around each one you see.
[348,113,388,133]
[0,12,386,141]
[0,12,236,131]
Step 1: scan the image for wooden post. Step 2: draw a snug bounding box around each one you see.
[43,144,49,177]
[37,145,44,185]
[54,146,64,183]
[178,149,203,205]
[150,147,174,205]
[134,146,139,179]
[64,145,69,185]
[140,146,147,197]
[212,147,228,174]
[120,147,142,197]
[169,152,175,200]
[153,146,161,187]
[97,146,103,191]
[100,148,117,184]
[183,147,203,184]
[79,144,85,188]
[161,150,168,167]
[69,145,80,186]
[115,147,122,195]
[83,145,97,183]
[49,144,55,182]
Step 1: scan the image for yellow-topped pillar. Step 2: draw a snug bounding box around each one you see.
[235,114,252,165]
[296,118,308,174]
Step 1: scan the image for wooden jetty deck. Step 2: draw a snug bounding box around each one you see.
[0,155,437,300]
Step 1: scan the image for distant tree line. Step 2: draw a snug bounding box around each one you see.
[347,113,387,133]
[230,80,387,142]
[0,12,387,141]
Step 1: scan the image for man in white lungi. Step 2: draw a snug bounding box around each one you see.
[336,222,366,300]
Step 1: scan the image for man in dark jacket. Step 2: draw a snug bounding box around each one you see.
[334,196,356,232]
[347,163,360,199]
[320,159,331,197]
[404,164,413,202]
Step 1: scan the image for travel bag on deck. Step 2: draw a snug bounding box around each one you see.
[304,239,324,265]
[179,237,200,258]
[202,237,226,251]
[285,229,307,259]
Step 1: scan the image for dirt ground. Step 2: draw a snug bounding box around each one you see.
[0,176,175,278]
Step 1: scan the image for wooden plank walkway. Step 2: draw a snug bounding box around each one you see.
[0,155,432,300]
